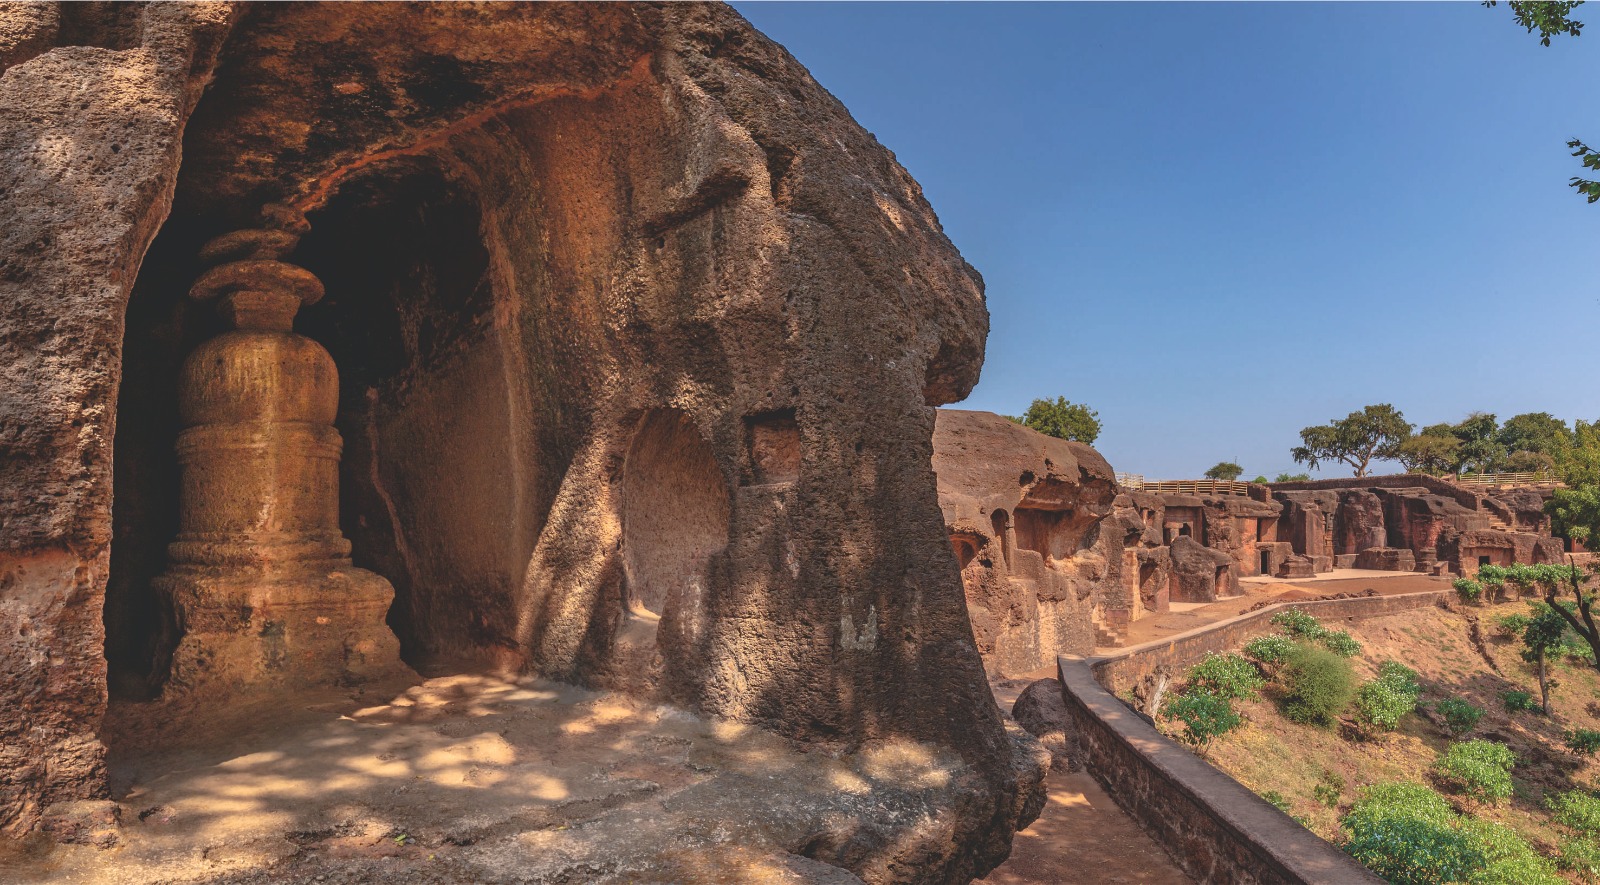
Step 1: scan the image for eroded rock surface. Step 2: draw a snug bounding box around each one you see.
[0,3,1030,876]
[15,676,994,884]
[931,410,1120,676]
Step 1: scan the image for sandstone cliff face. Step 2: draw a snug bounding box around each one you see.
[931,410,1121,675]
[0,0,234,838]
[0,5,1028,877]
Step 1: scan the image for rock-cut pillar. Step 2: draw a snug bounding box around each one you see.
[154,224,407,694]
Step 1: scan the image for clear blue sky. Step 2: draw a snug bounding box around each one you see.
[732,1,1600,480]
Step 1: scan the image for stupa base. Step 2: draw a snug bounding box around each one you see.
[157,561,410,696]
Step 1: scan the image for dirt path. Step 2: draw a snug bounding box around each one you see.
[981,770,1191,884]
[1113,571,1451,649]
[984,677,1193,884]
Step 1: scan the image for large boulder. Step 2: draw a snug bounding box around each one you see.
[0,4,1034,877]
[1169,534,1237,602]
[1012,677,1077,772]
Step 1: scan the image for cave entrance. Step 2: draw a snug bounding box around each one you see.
[106,158,545,704]
[991,509,1011,570]
[1260,550,1272,575]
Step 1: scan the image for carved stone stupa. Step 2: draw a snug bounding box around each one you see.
[154,220,406,694]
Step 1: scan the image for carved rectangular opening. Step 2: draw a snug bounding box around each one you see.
[745,409,800,485]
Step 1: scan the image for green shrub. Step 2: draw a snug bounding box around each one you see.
[1500,689,1540,714]
[1271,609,1325,639]
[1161,689,1241,754]
[1495,613,1531,640]
[1280,644,1356,727]
[1320,629,1363,658]
[1547,790,1600,835]
[1185,653,1265,702]
[1378,661,1421,690]
[1243,633,1297,667]
[1313,769,1345,809]
[1435,698,1484,738]
[1355,670,1421,734]
[1340,782,1560,885]
[1433,740,1515,803]
[1454,577,1483,604]
[1558,838,1600,881]
[1567,729,1600,756]
[1457,817,1564,884]
[1341,783,1482,885]
[1261,790,1292,813]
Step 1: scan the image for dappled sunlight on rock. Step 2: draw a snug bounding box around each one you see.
[13,675,1005,883]
[858,740,957,790]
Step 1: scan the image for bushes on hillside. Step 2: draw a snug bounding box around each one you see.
[1280,644,1356,727]
[1435,698,1484,738]
[1355,662,1422,734]
[1496,613,1531,640]
[1243,634,1297,667]
[1340,783,1483,885]
[1558,839,1600,880]
[1160,654,1261,756]
[1271,609,1324,639]
[1433,740,1516,803]
[1567,728,1600,756]
[1184,653,1264,701]
[1161,690,1240,756]
[1547,789,1600,835]
[1321,630,1362,658]
[1453,577,1483,604]
[1341,782,1560,885]
[1502,689,1541,714]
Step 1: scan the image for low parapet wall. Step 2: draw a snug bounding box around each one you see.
[1092,589,1453,695]
[1269,474,1484,510]
[1058,656,1383,884]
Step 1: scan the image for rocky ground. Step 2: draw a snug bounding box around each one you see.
[3,676,1002,884]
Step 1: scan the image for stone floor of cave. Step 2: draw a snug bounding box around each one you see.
[8,675,978,884]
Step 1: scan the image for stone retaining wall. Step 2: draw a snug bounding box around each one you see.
[1093,589,1453,695]
[1057,656,1383,884]
[1269,474,1483,510]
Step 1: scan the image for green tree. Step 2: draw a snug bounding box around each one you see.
[1549,421,1600,546]
[1397,430,1462,476]
[1498,412,1573,461]
[1273,472,1312,483]
[1451,412,1508,474]
[1549,484,1600,547]
[1204,461,1243,481]
[1523,605,1571,714]
[1291,404,1413,478]
[1014,397,1102,444]
[1487,0,1600,202]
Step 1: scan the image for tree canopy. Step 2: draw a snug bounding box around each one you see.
[1204,461,1243,481]
[1487,0,1599,201]
[1011,397,1102,444]
[1291,405,1412,478]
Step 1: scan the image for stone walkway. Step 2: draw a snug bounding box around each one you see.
[984,677,1192,884]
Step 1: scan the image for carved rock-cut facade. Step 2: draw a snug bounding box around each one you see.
[0,4,1035,877]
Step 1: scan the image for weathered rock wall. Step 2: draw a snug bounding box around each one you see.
[931,409,1122,675]
[1,5,1033,874]
[0,0,235,837]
